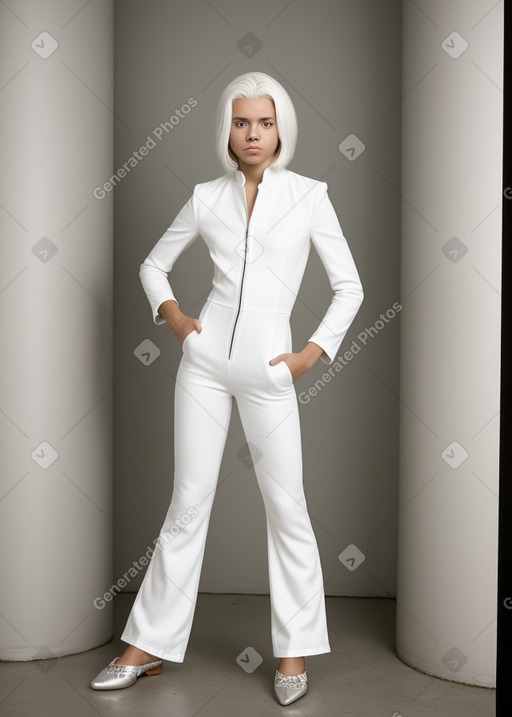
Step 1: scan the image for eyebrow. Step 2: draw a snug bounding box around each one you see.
[232,116,275,121]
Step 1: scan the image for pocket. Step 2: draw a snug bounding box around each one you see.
[181,328,197,353]
[181,301,212,354]
[276,359,294,386]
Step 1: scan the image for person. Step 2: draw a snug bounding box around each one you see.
[91,71,364,706]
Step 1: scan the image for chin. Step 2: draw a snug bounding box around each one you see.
[251,154,271,163]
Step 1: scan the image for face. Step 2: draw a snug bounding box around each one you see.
[228,96,280,172]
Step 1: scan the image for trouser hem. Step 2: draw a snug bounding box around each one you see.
[120,633,185,663]
[273,644,331,658]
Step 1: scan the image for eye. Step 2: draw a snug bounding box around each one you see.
[263,122,273,128]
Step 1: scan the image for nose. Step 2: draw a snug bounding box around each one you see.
[247,126,260,141]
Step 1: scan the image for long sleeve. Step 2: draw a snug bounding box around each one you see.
[306,182,364,364]
[139,191,200,324]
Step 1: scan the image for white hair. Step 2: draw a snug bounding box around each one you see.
[215,71,298,173]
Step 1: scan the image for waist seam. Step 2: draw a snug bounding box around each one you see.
[207,298,290,315]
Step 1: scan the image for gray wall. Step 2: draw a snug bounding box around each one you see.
[113,0,402,597]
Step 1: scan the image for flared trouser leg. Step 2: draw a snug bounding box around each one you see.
[235,384,331,658]
[120,360,233,662]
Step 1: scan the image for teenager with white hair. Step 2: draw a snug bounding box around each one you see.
[91,71,364,706]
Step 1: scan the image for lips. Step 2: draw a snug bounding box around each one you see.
[245,147,262,151]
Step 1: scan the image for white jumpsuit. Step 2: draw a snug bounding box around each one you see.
[120,164,364,662]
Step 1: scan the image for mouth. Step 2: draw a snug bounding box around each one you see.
[245,147,262,151]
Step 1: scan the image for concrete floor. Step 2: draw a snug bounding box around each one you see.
[0,594,495,716]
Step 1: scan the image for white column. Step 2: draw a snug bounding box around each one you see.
[396,0,502,686]
[0,1,113,659]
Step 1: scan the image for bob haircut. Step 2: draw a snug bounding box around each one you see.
[215,71,298,173]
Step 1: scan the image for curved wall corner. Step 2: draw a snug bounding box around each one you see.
[0,0,114,659]
[396,0,502,687]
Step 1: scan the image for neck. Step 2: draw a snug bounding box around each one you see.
[237,159,275,185]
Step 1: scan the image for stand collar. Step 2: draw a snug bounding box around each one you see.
[232,164,284,188]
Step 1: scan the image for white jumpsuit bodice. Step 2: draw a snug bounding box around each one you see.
[139,164,364,364]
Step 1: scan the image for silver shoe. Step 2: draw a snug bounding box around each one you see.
[90,656,163,690]
[274,669,309,705]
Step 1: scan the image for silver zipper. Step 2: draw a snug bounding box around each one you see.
[228,187,252,360]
